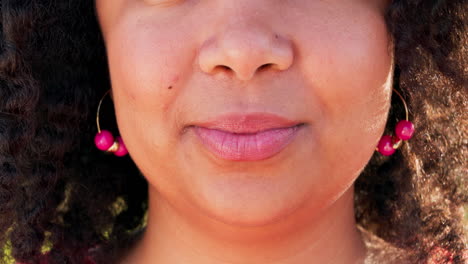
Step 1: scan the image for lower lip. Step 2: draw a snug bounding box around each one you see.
[192,124,303,161]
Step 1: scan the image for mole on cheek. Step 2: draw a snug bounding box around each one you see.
[167,74,179,90]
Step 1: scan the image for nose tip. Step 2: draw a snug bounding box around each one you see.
[198,26,293,81]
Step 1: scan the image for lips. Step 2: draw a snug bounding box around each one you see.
[188,113,305,161]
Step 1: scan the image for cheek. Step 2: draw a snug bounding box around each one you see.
[296,5,393,182]
[103,17,196,171]
[105,18,192,119]
[307,9,391,126]
[108,33,179,110]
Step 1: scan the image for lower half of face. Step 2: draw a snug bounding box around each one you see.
[97,0,393,226]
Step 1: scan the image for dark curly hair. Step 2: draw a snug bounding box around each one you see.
[0,0,466,263]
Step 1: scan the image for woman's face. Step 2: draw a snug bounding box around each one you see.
[96,0,393,226]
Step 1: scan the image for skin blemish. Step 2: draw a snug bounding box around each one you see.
[166,75,178,90]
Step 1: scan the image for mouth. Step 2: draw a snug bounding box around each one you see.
[188,113,306,161]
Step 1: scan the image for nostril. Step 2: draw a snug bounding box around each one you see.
[213,63,275,80]
[259,63,274,71]
[212,65,232,75]
[217,65,232,72]
[220,65,231,70]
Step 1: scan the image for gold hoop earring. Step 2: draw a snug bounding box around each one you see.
[94,90,128,157]
[376,88,415,156]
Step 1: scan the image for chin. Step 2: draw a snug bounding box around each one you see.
[192,174,313,227]
[201,202,301,228]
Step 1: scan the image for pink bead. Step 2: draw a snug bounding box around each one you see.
[377,135,396,156]
[395,120,414,140]
[95,130,114,151]
[114,136,128,157]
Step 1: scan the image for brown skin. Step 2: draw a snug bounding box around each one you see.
[95,0,393,263]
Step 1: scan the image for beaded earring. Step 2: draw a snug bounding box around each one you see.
[376,88,415,156]
[94,90,128,157]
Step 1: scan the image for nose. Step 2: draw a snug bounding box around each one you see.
[198,21,294,81]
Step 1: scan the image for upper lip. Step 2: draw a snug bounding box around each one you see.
[190,112,303,133]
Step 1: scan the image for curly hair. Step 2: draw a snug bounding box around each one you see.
[0,0,466,263]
